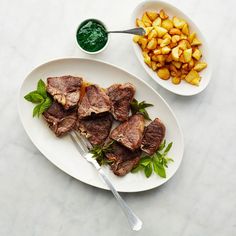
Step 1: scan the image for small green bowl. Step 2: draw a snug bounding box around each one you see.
[76,19,110,55]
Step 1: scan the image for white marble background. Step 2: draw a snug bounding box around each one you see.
[0,0,236,235]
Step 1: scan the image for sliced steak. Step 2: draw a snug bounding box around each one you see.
[106,142,141,176]
[77,113,113,146]
[78,85,111,119]
[46,75,83,110]
[43,101,77,137]
[110,114,145,150]
[141,118,166,155]
[107,83,135,121]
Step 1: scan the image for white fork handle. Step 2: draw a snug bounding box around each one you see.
[97,167,142,231]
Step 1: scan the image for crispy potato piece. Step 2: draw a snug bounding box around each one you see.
[172,77,181,84]
[152,17,162,27]
[182,24,189,35]
[162,19,173,30]
[161,46,171,54]
[139,37,148,49]
[188,59,195,69]
[169,28,182,35]
[171,46,180,61]
[194,62,207,71]
[136,19,145,28]
[160,37,171,47]
[191,78,200,86]
[147,38,158,50]
[173,16,186,29]
[163,33,172,40]
[185,69,200,83]
[151,61,158,71]
[148,29,158,40]
[178,40,191,50]
[192,48,202,60]
[145,27,153,36]
[147,11,158,21]
[133,35,141,43]
[172,61,182,69]
[153,48,162,55]
[160,9,169,19]
[191,37,201,46]
[166,53,172,62]
[154,26,168,37]
[183,48,192,63]
[188,32,196,43]
[180,34,188,40]
[157,67,170,80]
[171,35,181,43]
[142,12,152,25]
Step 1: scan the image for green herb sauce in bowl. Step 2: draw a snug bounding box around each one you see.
[76,19,109,54]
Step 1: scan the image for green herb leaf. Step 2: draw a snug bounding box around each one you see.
[158,140,166,151]
[164,142,173,156]
[144,163,153,178]
[153,161,166,178]
[24,91,44,103]
[130,99,153,120]
[139,156,152,166]
[37,79,47,98]
[24,79,53,118]
[132,140,173,178]
[33,103,42,117]
[90,141,114,166]
[38,97,52,115]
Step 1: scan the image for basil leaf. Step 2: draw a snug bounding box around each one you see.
[130,99,153,120]
[37,79,47,98]
[158,140,166,151]
[33,103,42,117]
[131,165,143,173]
[164,142,173,156]
[38,97,52,115]
[139,108,151,120]
[140,157,151,166]
[24,91,44,103]
[153,162,166,178]
[144,163,153,178]
[139,101,153,109]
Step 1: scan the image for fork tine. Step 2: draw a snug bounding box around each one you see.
[73,131,89,153]
[69,133,86,156]
[74,130,93,150]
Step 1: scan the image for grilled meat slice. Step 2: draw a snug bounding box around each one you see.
[46,75,83,110]
[43,101,77,137]
[141,118,166,155]
[107,83,135,121]
[78,85,111,119]
[106,142,141,176]
[110,114,145,150]
[77,113,113,146]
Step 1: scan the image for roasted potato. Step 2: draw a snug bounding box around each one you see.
[133,9,207,86]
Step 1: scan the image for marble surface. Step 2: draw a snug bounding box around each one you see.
[0,0,236,235]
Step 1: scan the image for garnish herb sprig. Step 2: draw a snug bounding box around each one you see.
[90,141,114,165]
[132,140,173,178]
[130,98,153,120]
[24,79,52,117]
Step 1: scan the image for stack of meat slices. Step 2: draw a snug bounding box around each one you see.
[43,76,166,176]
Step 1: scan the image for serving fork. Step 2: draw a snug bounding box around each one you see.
[69,131,143,231]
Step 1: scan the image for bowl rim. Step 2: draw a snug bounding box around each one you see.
[75,18,110,55]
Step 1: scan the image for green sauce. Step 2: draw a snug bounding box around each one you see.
[77,20,108,52]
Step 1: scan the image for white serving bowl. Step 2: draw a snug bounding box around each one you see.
[131,0,212,96]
